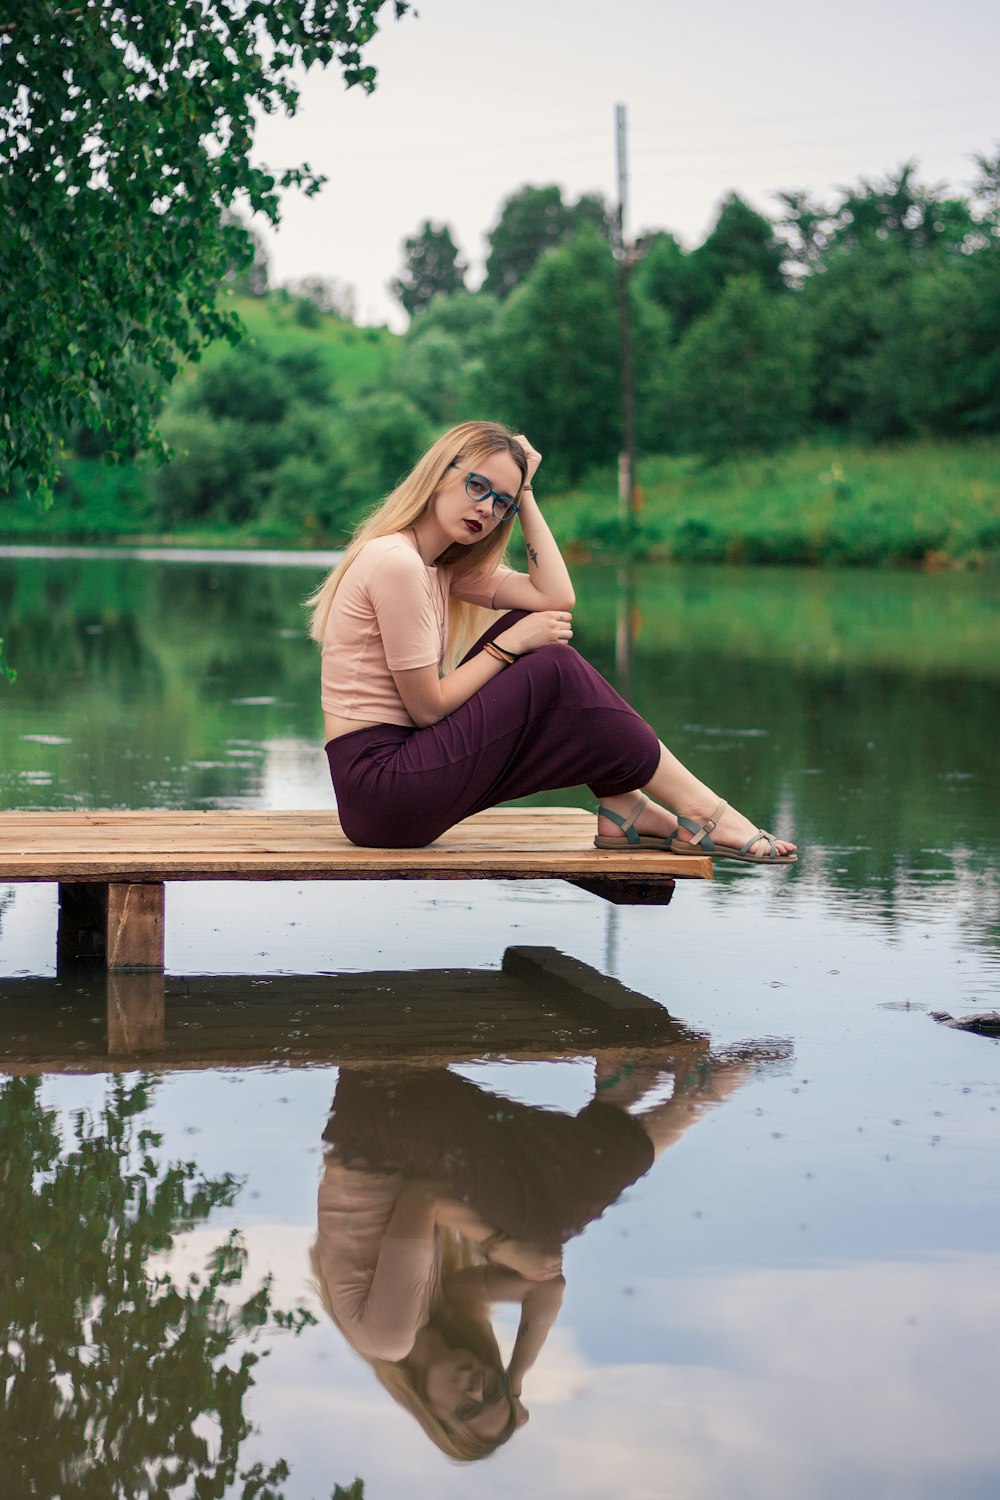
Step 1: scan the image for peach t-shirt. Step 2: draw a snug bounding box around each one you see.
[321,533,514,729]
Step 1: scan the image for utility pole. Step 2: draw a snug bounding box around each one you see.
[614,102,636,527]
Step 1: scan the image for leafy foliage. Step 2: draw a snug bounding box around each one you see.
[479,232,622,485]
[482,183,612,299]
[156,342,353,535]
[390,220,467,317]
[394,290,499,426]
[668,276,812,461]
[0,1073,316,1498]
[0,0,410,499]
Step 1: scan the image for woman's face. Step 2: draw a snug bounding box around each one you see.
[423,1346,512,1441]
[432,450,523,547]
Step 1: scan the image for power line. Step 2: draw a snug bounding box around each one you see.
[632,119,1000,159]
[630,91,1000,135]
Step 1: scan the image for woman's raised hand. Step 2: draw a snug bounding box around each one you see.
[512,433,542,483]
[496,611,572,656]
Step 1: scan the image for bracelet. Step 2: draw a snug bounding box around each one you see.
[484,641,519,667]
[494,639,522,660]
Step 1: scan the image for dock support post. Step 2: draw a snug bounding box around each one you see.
[57,882,165,972]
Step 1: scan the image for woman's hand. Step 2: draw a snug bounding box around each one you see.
[486,1237,563,1281]
[512,434,542,484]
[495,611,572,656]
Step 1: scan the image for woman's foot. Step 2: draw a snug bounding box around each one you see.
[596,791,677,843]
[674,796,796,861]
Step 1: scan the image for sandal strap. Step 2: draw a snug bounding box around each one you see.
[596,793,648,845]
[675,798,728,850]
[740,828,778,859]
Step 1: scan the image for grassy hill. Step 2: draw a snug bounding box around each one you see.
[198,294,399,397]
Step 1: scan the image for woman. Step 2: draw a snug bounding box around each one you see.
[308,421,795,862]
[311,1054,760,1460]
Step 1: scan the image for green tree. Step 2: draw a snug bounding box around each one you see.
[778,162,983,275]
[0,1073,316,1498]
[693,193,787,298]
[0,0,410,500]
[479,231,620,484]
[827,161,978,257]
[633,231,712,336]
[482,184,612,299]
[390,221,467,318]
[668,275,812,461]
[155,343,351,535]
[800,237,915,437]
[395,290,499,426]
[335,390,432,503]
[866,255,1000,437]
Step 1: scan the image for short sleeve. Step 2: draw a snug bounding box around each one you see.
[450,564,517,608]
[367,547,442,671]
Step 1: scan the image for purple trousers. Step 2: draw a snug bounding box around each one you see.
[325,611,661,849]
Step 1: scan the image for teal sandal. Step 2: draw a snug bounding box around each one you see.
[594,793,677,851]
[669,798,797,864]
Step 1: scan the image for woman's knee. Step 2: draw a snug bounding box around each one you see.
[336,802,441,850]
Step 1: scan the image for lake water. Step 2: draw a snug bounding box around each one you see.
[1,550,998,1499]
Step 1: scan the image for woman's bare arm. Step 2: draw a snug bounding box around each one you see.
[492,490,575,612]
[491,436,574,613]
[393,609,575,727]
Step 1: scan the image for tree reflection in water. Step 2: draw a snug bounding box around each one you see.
[0,1074,316,1499]
[313,1048,782,1462]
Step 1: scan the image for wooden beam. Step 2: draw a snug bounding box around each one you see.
[565,876,675,906]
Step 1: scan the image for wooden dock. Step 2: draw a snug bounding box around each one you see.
[0,807,712,972]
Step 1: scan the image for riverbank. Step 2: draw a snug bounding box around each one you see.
[2,436,998,568]
[556,438,1000,568]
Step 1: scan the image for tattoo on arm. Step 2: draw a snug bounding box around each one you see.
[526,543,539,568]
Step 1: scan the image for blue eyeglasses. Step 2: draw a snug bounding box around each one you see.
[450,464,519,522]
[453,1369,508,1423]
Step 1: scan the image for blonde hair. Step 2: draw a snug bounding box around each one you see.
[309,1224,518,1463]
[306,420,528,668]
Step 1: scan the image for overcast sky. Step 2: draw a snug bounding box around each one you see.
[251,0,1000,329]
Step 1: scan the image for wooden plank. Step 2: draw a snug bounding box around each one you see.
[0,808,712,883]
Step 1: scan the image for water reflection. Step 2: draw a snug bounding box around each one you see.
[312,1050,779,1461]
[0,1072,314,1498]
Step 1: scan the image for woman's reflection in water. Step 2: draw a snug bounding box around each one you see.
[311,1054,757,1460]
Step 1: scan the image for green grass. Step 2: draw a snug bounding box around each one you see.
[205,293,400,398]
[552,439,1000,568]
